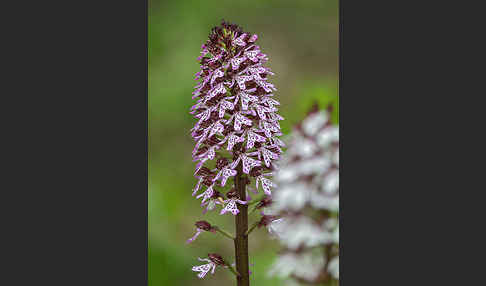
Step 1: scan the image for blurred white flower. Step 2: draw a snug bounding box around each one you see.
[267,217,285,239]
[316,126,338,148]
[272,182,309,211]
[268,251,324,281]
[269,107,339,284]
[277,217,332,250]
[302,111,328,136]
[328,256,339,279]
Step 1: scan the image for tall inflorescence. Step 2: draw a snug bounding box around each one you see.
[188,20,284,282]
[268,105,339,285]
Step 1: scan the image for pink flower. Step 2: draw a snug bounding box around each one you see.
[186,221,216,244]
[192,253,227,278]
[220,197,247,215]
[219,188,247,216]
[192,258,216,278]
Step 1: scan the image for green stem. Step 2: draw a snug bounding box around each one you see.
[247,194,265,206]
[248,204,259,215]
[247,199,259,205]
[215,227,235,240]
[245,221,260,236]
[226,264,240,277]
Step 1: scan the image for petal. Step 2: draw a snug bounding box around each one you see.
[242,155,261,174]
[233,33,247,47]
[211,68,224,86]
[231,56,246,70]
[245,50,260,62]
[260,177,275,195]
[192,177,203,196]
[227,134,241,151]
[186,229,202,244]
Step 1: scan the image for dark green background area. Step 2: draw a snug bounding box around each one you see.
[149,0,338,285]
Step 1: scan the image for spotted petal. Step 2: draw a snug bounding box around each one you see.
[192,177,203,196]
[234,113,253,131]
[207,147,215,160]
[262,148,279,167]
[236,75,253,90]
[209,121,224,138]
[242,155,261,174]
[211,68,224,85]
[247,131,267,149]
[240,91,258,111]
[254,104,268,120]
[207,83,226,102]
[219,100,234,118]
[259,177,275,195]
[227,134,243,151]
[220,199,240,215]
[233,33,247,47]
[245,49,260,62]
[220,168,237,187]
[192,262,216,279]
[231,56,246,70]
[196,185,214,204]
[256,79,275,92]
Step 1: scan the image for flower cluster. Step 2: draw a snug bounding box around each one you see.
[268,106,339,284]
[190,20,284,216]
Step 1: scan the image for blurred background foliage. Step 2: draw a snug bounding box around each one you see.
[149,0,338,285]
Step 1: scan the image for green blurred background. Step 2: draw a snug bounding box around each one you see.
[149,0,338,285]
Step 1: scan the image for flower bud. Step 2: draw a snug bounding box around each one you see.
[196,166,213,176]
[202,175,216,186]
[208,253,225,266]
[216,157,229,170]
[195,220,212,231]
[226,188,238,199]
[256,195,273,209]
[258,215,279,228]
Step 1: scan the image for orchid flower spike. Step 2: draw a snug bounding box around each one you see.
[190,20,283,213]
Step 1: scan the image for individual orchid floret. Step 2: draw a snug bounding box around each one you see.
[192,167,214,195]
[192,253,226,279]
[220,188,247,215]
[192,258,216,279]
[249,166,277,196]
[257,215,280,229]
[201,190,225,214]
[196,184,215,205]
[245,210,281,237]
[255,194,273,209]
[266,217,285,239]
[186,221,217,244]
[213,157,237,187]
